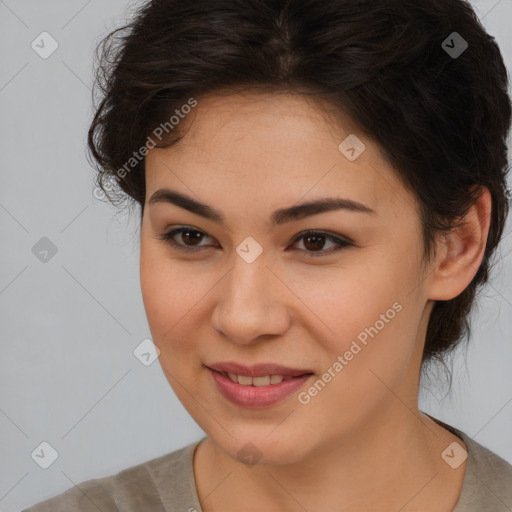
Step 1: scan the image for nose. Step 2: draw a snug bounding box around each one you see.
[210,254,290,345]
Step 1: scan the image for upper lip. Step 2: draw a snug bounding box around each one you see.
[205,361,314,377]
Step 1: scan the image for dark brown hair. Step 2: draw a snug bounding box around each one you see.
[88,0,511,368]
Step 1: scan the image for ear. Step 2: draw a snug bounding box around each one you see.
[427,186,492,301]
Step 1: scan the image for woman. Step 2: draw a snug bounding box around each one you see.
[24,0,512,510]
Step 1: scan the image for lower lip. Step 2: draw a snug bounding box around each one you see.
[207,368,313,408]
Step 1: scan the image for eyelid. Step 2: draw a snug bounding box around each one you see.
[157,225,353,256]
[291,229,354,246]
[157,225,217,252]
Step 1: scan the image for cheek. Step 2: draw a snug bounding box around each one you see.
[294,248,422,376]
[290,263,404,343]
[140,242,204,349]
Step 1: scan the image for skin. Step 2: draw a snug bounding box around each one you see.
[140,90,491,512]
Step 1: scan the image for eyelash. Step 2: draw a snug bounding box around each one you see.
[156,226,352,257]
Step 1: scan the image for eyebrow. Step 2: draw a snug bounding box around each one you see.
[148,188,377,225]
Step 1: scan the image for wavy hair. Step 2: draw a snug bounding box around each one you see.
[88,0,511,368]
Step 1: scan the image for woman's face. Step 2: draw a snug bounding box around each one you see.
[140,91,434,464]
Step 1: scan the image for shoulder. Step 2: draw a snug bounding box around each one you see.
[21,440,202,512]
[453,429,512,512]
[21,479,118,512]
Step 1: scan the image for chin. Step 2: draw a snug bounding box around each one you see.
[213,428,313,467]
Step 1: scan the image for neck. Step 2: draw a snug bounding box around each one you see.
[194,407,466,512]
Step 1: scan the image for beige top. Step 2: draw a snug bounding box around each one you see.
[23,420,512,512]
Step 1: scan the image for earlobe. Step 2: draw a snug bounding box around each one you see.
[427,186,492,301]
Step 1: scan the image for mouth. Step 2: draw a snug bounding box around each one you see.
[210,370,308,386]
[205,361,314,378]
[204,362,315,408]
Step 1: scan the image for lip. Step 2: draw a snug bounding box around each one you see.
[205,363,314,408]
[205,361,313,377]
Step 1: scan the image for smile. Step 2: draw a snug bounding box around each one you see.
[224,373,295,386]
[205,365,314,408]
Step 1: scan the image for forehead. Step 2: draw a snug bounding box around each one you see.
[171,90,363,147]
[144,91,415,220]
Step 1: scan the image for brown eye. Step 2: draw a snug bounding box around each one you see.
[158,227,215,251]
[291,230,352,257]
[179,229,204,246]
[158,226,351,257]
[302,234,327,252]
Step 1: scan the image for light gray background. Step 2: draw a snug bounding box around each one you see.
[1,1,511,510]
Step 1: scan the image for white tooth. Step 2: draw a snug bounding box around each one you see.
[270,374,285,384]
[227,373,238,383]
[238,375,253,386]
[252,375,271,387]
